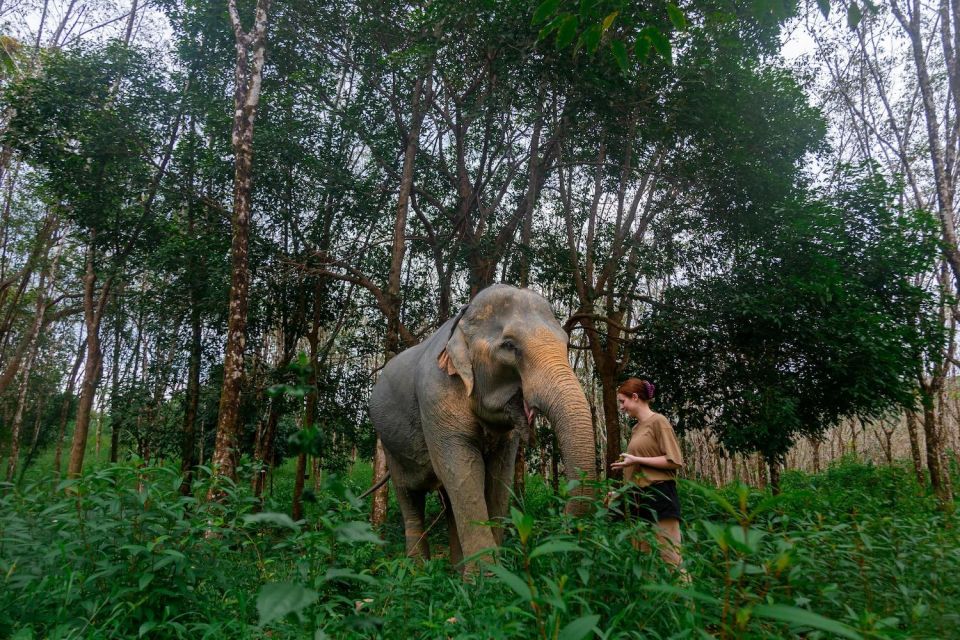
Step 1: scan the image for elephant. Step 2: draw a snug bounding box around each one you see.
[369,284,597,568]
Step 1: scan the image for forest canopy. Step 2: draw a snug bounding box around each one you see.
[0,0,951,492]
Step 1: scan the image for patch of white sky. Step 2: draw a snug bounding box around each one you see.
[4,0,173,59]
[777,5,922,193]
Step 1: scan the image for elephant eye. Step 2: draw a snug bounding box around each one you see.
[501,340,519,354]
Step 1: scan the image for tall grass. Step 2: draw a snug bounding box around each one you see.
[1,457,957,639]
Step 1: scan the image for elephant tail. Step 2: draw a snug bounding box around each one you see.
[358,471,391,500]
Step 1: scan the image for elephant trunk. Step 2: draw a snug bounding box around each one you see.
[523,353,597,515]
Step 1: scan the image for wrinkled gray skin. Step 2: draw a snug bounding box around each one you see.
[370,285,596,568]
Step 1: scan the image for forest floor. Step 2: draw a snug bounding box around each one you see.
[2,442,958,639]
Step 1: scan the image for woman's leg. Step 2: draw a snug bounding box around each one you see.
[654,517,684,571]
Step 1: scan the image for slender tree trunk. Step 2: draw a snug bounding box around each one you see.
[5,319,40,481]
[54,331,85,480]
[180,279,202,495]
[94,400,104,460]
[905,409,926,485]
[253,403,281,498]
[767,455,782,495]
[208,0,271,494]
[371,68,433,528]
[67,242,107,479]
[293,280,324,520]
[20,393,47,482]
[892,0,960,291]
[920,382,953,504]
[108,286,124,463]
[511,110,542,500]
[0,161,18,289]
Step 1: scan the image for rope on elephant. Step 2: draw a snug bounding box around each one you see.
[407,492,449,558]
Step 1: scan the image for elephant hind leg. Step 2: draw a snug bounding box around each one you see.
[395,486,430,560]
[439,487,462,567]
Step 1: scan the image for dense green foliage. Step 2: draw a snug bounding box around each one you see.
[2,456,957,639]
[635,167,942,462]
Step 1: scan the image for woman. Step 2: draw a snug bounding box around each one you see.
[610,377,686,573]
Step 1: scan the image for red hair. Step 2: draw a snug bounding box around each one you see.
[618,377,655,401]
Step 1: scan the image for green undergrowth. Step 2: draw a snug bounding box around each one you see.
[1,457,957,639]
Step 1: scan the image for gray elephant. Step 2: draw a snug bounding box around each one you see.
[369,284,596,567]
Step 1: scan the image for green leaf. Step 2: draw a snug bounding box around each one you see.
[681,479,739,518]
[138,573,155,591]
[666,3,687,30]
[322,567,379,586]
[643,26,672,63]
[511,506,534,544]
[610,40,629,73]
[634,35,651,61]
[244,512,301,532]
[816,0,830,19]
[558,614,600,640]
[556,15,580,49]
[539,15,566,40]
[728,526,766,554]
[752,604,864,639]
[847,2,863,29]
[601,11,619,31]
[485,563,532,600]
[257,583,319,627]
[138,622,157,638]
[334,521,384,545]
[532,0,561,25]
[579,24,603,54]
[701,521,729,551]
[529,540,586,558]
[642,583,722,606]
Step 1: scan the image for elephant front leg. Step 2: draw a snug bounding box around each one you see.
[429,436,498,570]
[439,487,463,566]
[484,428,522,545]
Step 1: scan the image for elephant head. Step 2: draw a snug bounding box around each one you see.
[438,285,597,511]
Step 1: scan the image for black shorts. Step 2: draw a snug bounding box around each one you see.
[623,481,682,523]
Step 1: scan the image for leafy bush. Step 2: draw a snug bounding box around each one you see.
[1,458,957,639]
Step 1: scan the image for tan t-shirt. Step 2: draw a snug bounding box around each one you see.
[624,413,684,487]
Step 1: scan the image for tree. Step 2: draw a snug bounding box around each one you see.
[4,44,182,478]
[207,0,271,490]
[634,168,941,491]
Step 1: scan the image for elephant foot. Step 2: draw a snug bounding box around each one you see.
[404,530,431,560]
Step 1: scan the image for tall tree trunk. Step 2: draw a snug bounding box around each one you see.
[20,392,47,482]
[371,67,433,528]
[54,331,85,480]
[920,382,953,505]
[5,311,41,481]
[892,0,960,291]
[67,242,107,479]
[252,402,281,498]
[767,455,782,495]
[905,409,926,486]
[810,436,821,474]
[512,110,542,499]
[207,0,271,494]
[0,214,58,394]
[108,285,124,463]
[293,280,324,520]
[179,276,202,495]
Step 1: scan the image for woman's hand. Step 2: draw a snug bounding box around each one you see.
[610,452,641,469]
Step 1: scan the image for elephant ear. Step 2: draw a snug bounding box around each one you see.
[438,306,474,396]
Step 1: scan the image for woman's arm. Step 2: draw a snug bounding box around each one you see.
[610,453,681,470]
